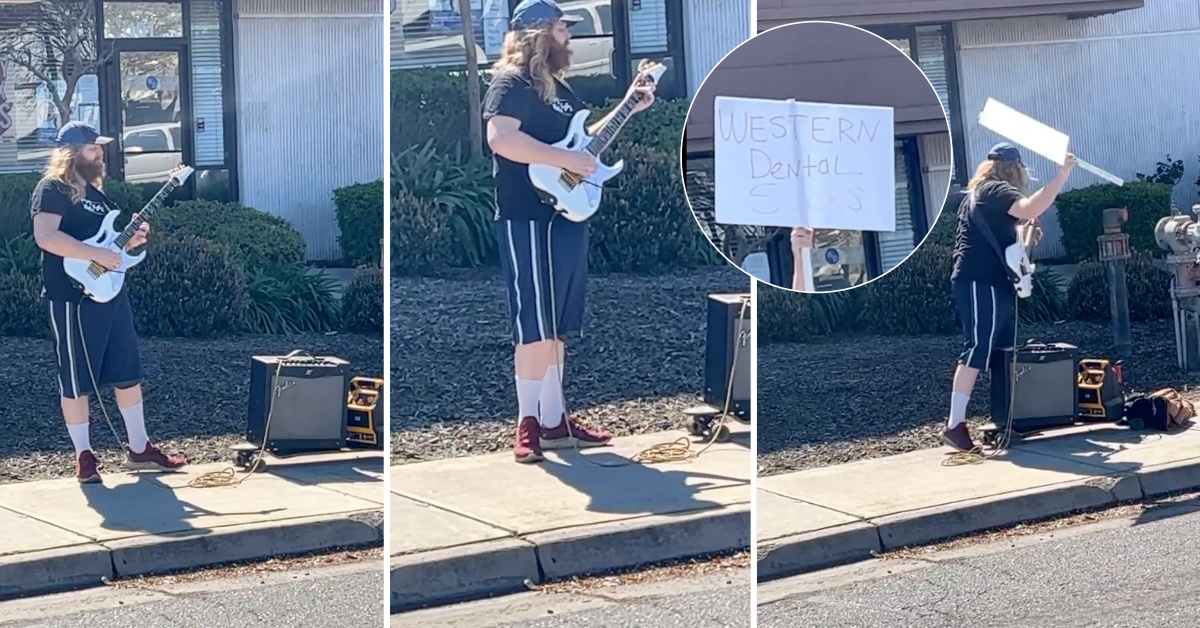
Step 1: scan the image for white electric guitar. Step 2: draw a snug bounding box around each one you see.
[528,59,667,222]
[64,164,194,303]
[1006,221,1040,299]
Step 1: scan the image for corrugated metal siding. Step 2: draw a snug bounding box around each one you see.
[191,0,226,167]
[955,0,1200,259]
[234,0,384,261]
[921,132,954,225]
[629,0,668,53]
[682,0,751,98]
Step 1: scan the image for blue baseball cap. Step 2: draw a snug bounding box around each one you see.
[55,121,113,147]
[987,141,1023,164]
[510,0,582,30]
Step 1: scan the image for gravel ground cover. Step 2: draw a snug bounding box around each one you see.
[391,267,749,463]
[0,333,382,484]
[758,320,1200,476]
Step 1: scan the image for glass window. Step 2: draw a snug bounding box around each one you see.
[104,2,184,39]
[0,1,101,175]
[391,0,508,69]
[126,129,169,151]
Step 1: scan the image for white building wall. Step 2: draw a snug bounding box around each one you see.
[954,0,1200,259]
[234,0,384,261]
[682,0,750,97]
[921,133,954,226]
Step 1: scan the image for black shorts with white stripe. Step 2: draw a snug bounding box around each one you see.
[494,216,588,346]
[952,278,1017,373]
[48,292,143,399]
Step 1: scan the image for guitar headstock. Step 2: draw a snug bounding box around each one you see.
[634,59,668,87]
[168,164,195,186]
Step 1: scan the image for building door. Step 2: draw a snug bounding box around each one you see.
[103,43,192,191]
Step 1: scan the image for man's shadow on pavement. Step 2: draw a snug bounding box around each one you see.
[79,472,283,537]
[533,432,750,517]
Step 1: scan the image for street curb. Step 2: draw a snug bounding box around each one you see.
[756,470,1161,582]
[2,509,382,601]
[390,504,751,612]
[0,544,114,602]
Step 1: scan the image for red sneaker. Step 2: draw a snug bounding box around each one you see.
[514,416,544,464]
[541,417,612,450]
[125,442,188,472]
[76,451,101,484]
[941,423,981,452]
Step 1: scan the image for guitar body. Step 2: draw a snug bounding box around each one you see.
[529,109,624,223]
[61,164,193,303]
[1006,222,1037,299]
[63,210,146,303]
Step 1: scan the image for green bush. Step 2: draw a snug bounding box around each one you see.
[588,144,721,273]
[243,264,340,334]
[391,68,484,156]
[128,235,247,338]
[1021,269,1069,324]
[758,283,865,343]
[341,271,383,334]
[0,173,42,240]
[1055,181,1171,261]
[333,180,384,267]
[0,234,42,277]
[102,179,156,212]
[604,97,690,157]
[927,185,963,247]
[153,200,305,270]
[391,140,495,268]
[391,188,459,277]
[0,270,45,338]
[861,244,957,335]
[1067,252,1171,322]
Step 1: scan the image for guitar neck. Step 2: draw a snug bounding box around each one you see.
[112,177,180,249]
[581,88,646,158]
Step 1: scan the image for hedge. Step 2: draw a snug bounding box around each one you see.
[1055,181,1172,261]
[334,180,384,267]
[388,71,712,275]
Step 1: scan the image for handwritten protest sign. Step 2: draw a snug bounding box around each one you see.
[713,96,896,232]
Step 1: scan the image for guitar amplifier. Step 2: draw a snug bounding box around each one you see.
[990,342,1079,433]
[247,354,350,454]
[346,376,384,449]
[704,293,752,418]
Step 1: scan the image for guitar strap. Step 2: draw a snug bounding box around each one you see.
[964,189,1021,284]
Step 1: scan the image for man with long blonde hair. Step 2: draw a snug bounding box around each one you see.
[484,0,656,463]
[30,121,187,482]
[942,142,1076,451]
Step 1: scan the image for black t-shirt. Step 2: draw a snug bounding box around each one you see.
[950,179,1024,288]
[30,177,117,301]
[481,68,587,221]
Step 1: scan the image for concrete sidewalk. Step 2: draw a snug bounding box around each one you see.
[758,423,1200,580]
[390,425,753,611]
[0,451,384,601]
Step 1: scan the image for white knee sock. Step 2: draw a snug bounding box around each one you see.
[516,378,541,420]
[947,392,970,429]
[66,422,91,456]
[120,401,150,454]
[540,365,565,429]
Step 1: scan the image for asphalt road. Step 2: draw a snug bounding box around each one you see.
[0,563,384,628]
[392,570,751,627]
[759,498,1200,628]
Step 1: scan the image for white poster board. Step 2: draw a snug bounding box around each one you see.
[713,96,896,232]
[978,98,1124,185]
[977,98,1068,165]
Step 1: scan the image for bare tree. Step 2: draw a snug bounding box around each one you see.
[456,0,483,158]
[0,0,107,131]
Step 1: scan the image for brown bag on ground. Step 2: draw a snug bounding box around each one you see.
[1147,388,1196,428]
